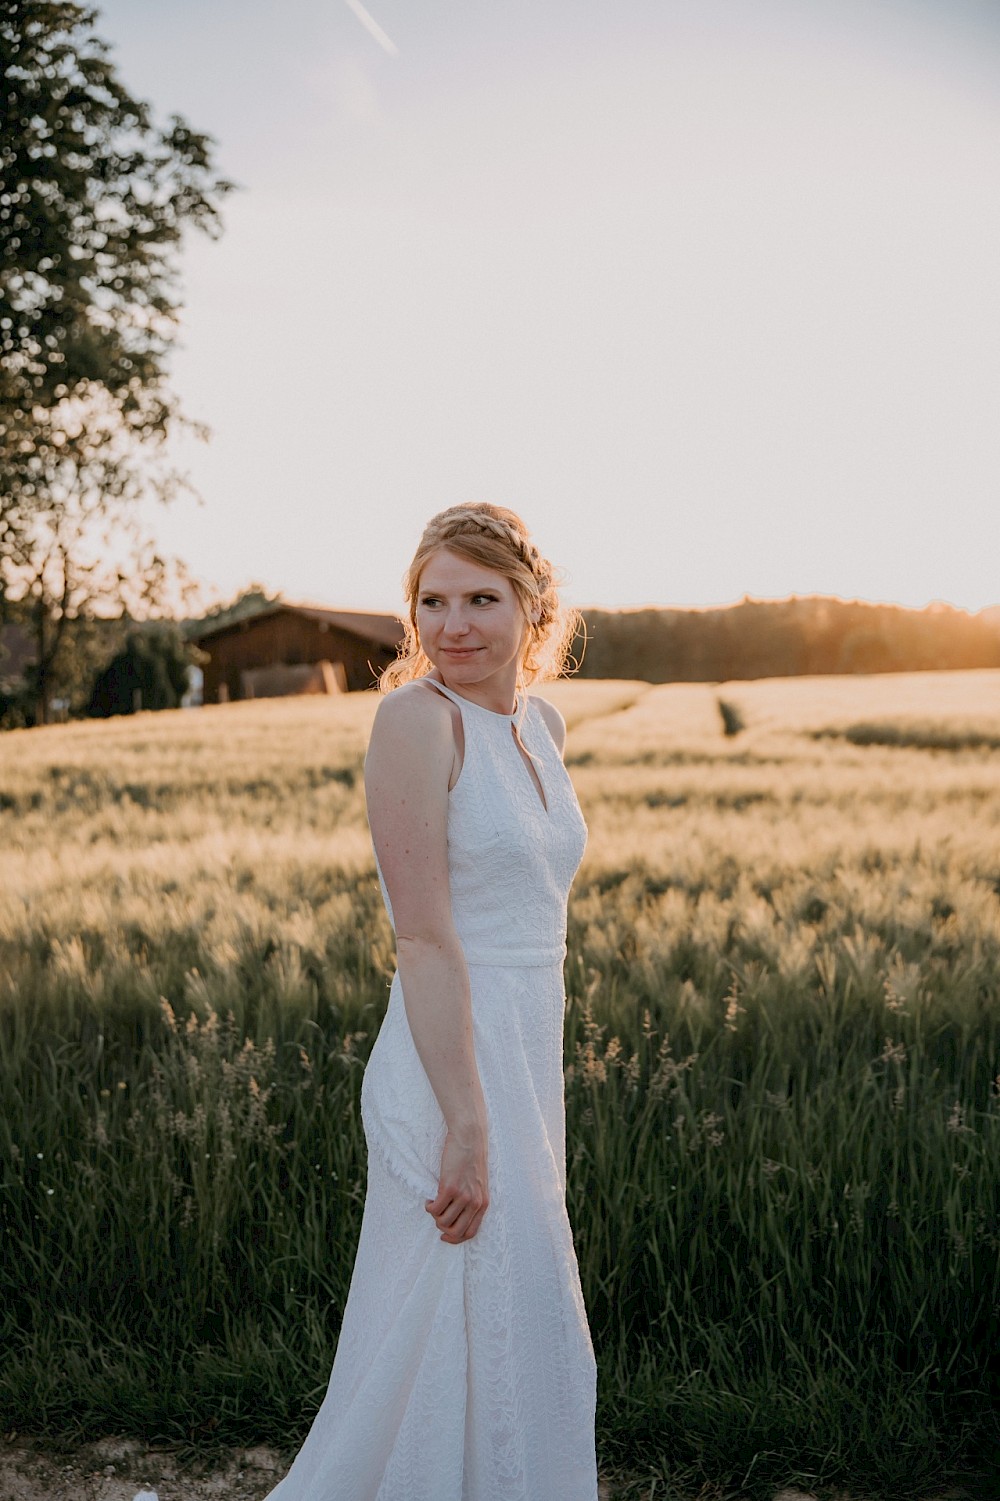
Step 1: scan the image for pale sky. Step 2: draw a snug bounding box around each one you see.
[96,0,1000,616]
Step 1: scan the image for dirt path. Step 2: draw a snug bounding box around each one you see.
[0,1440,624,1501]
[0,1439,288,1501]
[0,1438,981,1501]
[0,1441,624,1501]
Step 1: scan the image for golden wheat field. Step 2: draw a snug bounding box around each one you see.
[3,670,998,943]
[1,670,998,1500]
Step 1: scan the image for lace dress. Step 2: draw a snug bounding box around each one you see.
[265,680,597,1501]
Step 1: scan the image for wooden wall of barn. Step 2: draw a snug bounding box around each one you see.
[200,612,399,702]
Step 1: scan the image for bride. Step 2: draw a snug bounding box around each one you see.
[137,502,597,1501]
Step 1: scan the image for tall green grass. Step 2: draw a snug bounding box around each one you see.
[1,680,999,1496]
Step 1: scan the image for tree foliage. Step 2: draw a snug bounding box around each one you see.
[86,622,195,716]
[573,597,1000,684]
[1,594,116,724]
[0,1,232,721]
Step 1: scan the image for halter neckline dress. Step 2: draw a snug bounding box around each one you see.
[266,677,598,1501]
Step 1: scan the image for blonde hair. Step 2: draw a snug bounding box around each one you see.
[380,503,581,693]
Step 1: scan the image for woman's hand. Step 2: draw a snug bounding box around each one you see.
[425,1126,489,1245]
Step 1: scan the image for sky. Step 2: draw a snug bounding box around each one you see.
[94,0,1000,616]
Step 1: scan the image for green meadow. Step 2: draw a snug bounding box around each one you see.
[1,672,998,1498]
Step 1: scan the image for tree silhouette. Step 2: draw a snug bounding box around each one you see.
[85,623,193,716]
[0,1,232,721]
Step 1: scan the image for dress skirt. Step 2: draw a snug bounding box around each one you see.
[265,961,598,1501]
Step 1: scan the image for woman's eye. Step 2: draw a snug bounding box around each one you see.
[419,593,497,607]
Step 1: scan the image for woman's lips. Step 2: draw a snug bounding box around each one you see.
[441,647,482,656]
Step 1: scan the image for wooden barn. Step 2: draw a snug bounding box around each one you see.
[193,604,405,704]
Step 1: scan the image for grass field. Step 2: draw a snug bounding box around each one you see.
[1,671,998,1499]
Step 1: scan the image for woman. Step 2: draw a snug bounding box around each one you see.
[267,502,597,1500]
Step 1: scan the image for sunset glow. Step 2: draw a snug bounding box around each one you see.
[92,0,1000,616]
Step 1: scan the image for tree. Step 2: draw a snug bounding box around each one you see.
[0,1,232,722]
[85,621,197,716]
[0,590,119,724]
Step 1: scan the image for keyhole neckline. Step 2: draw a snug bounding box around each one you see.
[423,675,525,725]
[422,676,548,814]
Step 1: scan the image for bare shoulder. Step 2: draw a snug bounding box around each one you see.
[367,681,457,764]
[370,680,453,731]
[528,693,567,756]
[365,683,456,929]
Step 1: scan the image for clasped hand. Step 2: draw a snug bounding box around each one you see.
[424,1127,489,1244]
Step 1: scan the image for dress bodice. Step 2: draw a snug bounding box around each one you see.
[374,679,587,967]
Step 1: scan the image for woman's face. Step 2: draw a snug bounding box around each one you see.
[415,547,531,696]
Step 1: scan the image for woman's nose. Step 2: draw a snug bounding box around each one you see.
[443,610,470,636]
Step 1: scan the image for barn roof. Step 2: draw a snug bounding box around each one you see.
[192,602,405,649]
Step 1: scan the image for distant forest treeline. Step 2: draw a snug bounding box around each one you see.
[572,596,1000,682]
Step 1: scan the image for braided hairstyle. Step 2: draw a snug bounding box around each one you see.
[380,503,581,692]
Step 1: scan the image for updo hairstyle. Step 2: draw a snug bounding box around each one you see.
[380,503,580,692]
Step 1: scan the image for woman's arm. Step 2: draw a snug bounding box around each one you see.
[364,686,489,1245]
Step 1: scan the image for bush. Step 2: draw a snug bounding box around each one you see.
[86,627,193,717]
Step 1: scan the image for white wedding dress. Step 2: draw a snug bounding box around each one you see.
[135,681,598,1501]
